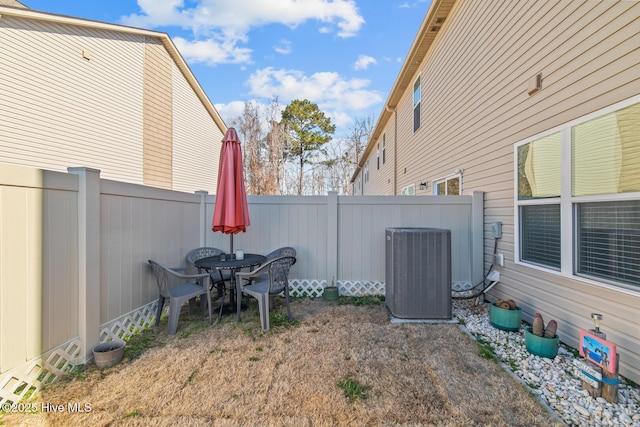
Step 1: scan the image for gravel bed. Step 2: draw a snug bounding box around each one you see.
[453,300,640,426]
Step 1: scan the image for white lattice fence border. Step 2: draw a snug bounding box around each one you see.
[99,301,158,342]
[0,339,82,406]
[289,280,469,298]
[0,301,160,406]
[289,279,385,297]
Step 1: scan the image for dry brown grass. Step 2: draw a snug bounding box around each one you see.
[4,298,560,426]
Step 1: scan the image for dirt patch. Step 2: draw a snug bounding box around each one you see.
[4,298,560,426]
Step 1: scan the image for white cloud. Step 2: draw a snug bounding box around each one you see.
[247,67,381,109]
[214,100,247,127]
[244,67,383,129]
[273,39,292,55]
[353,55,377,70]
[121,0,365,65]
[173,36,252,65]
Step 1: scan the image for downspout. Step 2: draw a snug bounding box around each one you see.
[385,104,398,195]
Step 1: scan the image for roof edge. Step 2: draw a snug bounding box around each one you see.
[351,0,455,183]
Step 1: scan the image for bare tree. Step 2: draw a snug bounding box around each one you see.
[237,100,265,194]
[348,116,373,165]
[264,99,286,195]
[231,98,288,195]
[319,116,374,195]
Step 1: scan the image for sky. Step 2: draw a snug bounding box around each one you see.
[23,0,432,139]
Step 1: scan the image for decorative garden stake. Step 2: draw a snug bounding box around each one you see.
[576,314,620,403]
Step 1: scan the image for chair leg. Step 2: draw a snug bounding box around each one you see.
[219,289,226,321]
[205,291,212,325]
[284,289,293,321]
[188,297,196,315]
[168,299,182,336]
[236,285,242,322]
[155,296,166,326]
[258,294,269,331]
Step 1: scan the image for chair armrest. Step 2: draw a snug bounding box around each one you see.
[165,267,209,281]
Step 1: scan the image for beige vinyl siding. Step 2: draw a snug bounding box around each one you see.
[0,8,226,195]
[172,63,222,194]
[142,39,173,189]
[0,15,145,183]
[372,0,640,382]
[376,125,395,194]
[395,77,418,192]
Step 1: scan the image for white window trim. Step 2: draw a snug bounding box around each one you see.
[431,172,462,195]
[513,94,640,296]
[401,184,416,196]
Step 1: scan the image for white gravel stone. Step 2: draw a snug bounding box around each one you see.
[453,300,640,427]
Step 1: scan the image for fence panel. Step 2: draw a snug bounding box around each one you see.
[1,164,482,405]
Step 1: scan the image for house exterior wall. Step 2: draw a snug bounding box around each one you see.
[0,8,225,194]
[359,122,397,195]
[142,38,173,189]
[355,0,640,383]
[171,59,223,194]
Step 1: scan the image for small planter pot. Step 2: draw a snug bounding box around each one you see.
[322,286,339,301]
[525,327,559,359]
[489,303,522,331]
[92,339,126,368]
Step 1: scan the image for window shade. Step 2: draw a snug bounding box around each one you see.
[577,201,640,287]
[520,204,561,269]
[573,103,640,196]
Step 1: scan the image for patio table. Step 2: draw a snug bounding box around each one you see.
[194,253,266,315]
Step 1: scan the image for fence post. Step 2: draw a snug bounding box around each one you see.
[327,191,338,288]
[471,191,485,286]
[195,191,208,247]
[68,167,101,362]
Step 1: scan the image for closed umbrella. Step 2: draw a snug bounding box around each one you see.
[212,127,250,254]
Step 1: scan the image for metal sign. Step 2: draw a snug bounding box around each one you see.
[579,329,617,374]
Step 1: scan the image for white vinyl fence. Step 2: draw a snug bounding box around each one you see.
[0,163,483,405]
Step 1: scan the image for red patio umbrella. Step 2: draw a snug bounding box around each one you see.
[212,127,250,254]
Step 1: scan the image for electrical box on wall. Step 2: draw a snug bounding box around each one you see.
[492,221,503,239]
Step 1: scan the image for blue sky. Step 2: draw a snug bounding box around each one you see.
[24,0,431,138]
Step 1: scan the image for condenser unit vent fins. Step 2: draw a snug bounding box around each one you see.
[385,228,452,319]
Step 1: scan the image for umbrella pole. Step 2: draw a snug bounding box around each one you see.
[230,233,234,256]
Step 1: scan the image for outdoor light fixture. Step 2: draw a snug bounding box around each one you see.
[591,313,603,333]
[419,181,428,190]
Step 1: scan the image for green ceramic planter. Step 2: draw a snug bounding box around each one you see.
[489,303,522,331]
[322,286,339,301]
[525,327,559,359]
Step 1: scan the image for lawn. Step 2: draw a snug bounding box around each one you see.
[2,297,560,426]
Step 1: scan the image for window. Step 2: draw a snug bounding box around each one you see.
[377,143,380,170]
[413,77,421,132]
[401,184,416,196]
[433,174,461,195]
[516,132,561,269]
[382,134,386,164]
[515,96,640,290]
[364,161,369,183]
